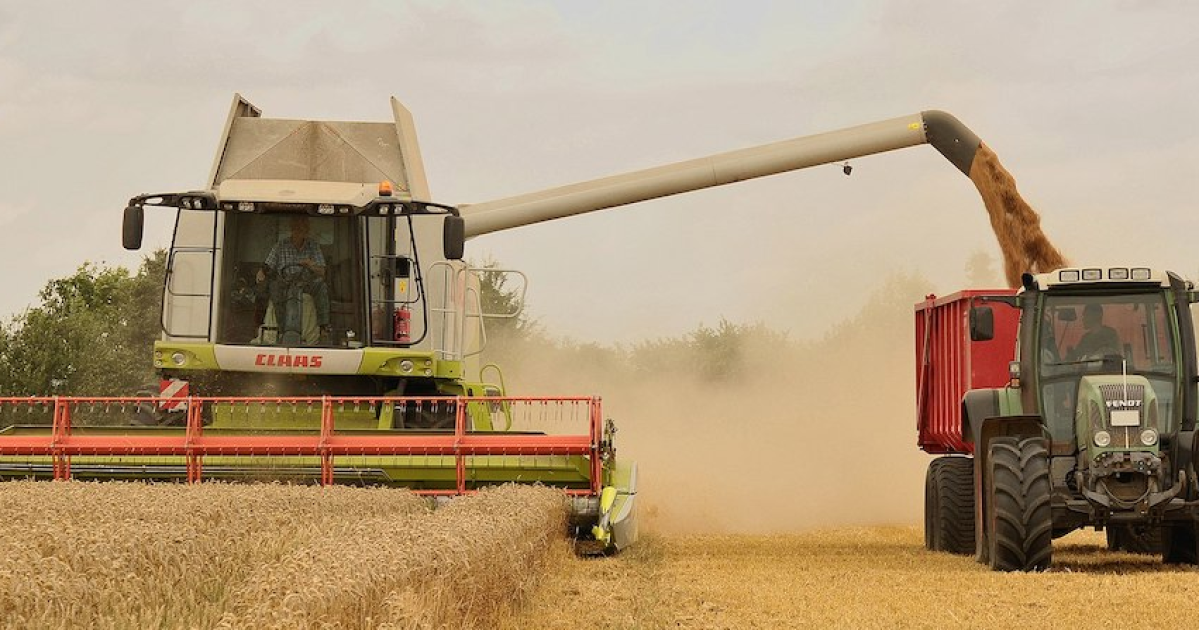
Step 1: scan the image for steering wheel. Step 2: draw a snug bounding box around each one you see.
[278,263,313,282]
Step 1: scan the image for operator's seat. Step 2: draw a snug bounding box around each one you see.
[255,296,319,346]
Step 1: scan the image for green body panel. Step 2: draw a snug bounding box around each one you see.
[997,387,1023,417]
[153,342,220,371]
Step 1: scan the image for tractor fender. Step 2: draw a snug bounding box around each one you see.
[961,389,999,446]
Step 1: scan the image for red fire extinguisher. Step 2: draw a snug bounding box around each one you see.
[394,305,411,344]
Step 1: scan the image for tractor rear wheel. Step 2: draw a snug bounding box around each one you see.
[1106,524,1162,555]
[985,436,1053,572]
[924,456,975,554]
[1162,522,1199,564]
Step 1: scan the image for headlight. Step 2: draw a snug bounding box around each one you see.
[398,360,414,373]
[171,352,187,366]
[1094,430,1112,448]
[1140,429,1158,446]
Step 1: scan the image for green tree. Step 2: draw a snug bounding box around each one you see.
[633,318,789,383]
[966,249,1003,288]
[472,257,541,356]
[0,250,166,396]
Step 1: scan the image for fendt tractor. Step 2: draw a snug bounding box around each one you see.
[0,94,1127,559]
[918,271,1199,570]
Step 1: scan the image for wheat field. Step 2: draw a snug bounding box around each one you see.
[0,482,565,630]
[5,482,1198,630]
[505,526,1199,629]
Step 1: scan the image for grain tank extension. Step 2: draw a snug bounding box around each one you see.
[918,270,1199,570]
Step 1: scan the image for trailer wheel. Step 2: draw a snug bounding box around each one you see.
[985,436,1053,572]
[1106,524,1162,555]
[924,457,975,554]
[1162,523,1199,564]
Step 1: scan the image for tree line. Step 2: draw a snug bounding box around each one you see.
[0,251,948,396]
[0,251,165,397]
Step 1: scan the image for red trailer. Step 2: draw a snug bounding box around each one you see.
[915,290,1019,454]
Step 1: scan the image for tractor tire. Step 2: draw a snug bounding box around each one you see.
[1161,522,1199,565]
[985,436,1053,572]
[1106,524,1162,555]
[924,456,975,554]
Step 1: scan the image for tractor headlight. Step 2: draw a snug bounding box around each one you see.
[171,352,187,366]
[1094,430,1112,448]
[1140,429,1158,446]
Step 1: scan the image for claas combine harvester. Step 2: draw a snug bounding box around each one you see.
[0,94,1064,554]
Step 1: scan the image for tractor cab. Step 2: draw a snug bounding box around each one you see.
[1017,267,1198,518]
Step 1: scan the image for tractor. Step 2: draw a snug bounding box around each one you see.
[919,268,1199,569]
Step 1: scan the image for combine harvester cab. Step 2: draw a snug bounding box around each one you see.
[917,268,1199,570]
[0,94,637,553]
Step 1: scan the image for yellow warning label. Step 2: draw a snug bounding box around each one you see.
[908,122,920,130]
[398,280,409,294]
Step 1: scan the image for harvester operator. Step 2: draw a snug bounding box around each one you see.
[1066,303,1120,361]
[256,215,331,345]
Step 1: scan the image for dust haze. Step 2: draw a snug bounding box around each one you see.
[490,273,935,534]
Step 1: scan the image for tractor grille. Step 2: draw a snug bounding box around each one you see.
[1099,384,1145,404]
[1095,384,1148,446]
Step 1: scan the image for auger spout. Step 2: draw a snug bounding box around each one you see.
[460,110,982,237]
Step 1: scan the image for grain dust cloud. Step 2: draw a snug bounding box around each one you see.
[494,273,933,535]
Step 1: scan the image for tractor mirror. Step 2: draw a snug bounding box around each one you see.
[122,205,144,250]
[969,305,994,342]
[443,215,466,260]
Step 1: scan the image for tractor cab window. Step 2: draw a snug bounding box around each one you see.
[217,212,365,347]
[1037,292,1178,443]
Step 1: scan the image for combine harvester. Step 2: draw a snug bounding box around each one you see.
[0,94,1075,554]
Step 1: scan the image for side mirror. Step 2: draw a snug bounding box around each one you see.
[443,215,465,260]
[969,305,994,341]
[122,205,144,250]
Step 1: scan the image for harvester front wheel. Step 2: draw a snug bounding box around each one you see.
[985,436,1052,572]
[924,456,975,554]
[1161,523,1199,564]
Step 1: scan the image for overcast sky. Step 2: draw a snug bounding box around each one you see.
[2,1,1197,342]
